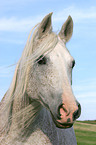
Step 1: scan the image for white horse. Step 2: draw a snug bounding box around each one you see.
[0,13,81,145]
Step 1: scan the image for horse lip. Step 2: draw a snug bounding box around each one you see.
[55,120,73,129]
[54,119,73,129]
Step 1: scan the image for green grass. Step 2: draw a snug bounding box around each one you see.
[76,120,96,125]
[74,120,96,145]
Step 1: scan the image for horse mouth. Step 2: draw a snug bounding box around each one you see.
[50,111,74,129]
[52,116,73,129]
[54,120,73,129]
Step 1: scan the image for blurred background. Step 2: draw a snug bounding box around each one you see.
[0,0,96,120]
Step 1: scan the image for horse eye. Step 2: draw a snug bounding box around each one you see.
[36,55,47,65]
[71,60,75,68]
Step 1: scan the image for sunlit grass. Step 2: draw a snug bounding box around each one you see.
[74,121,96,145]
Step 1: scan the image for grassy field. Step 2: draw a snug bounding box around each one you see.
[74,120,96,145]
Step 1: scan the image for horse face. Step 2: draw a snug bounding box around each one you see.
[27,13,81,128]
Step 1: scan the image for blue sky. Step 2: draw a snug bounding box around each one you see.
[0,0,96,120]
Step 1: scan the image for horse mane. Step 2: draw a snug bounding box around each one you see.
[0,23,58,140]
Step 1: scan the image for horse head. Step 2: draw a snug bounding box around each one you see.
[26,13,81,129]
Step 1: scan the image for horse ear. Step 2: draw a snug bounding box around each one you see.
[38,12,53,38]
[59,16,73,42]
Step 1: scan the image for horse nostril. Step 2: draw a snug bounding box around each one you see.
[57,104,63,119]
[73,110,79,121]
[73,103,81,121]
[57,104,68,120]
[77,102,81,110]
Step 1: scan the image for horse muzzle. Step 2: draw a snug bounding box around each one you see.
[55,102,81,128]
